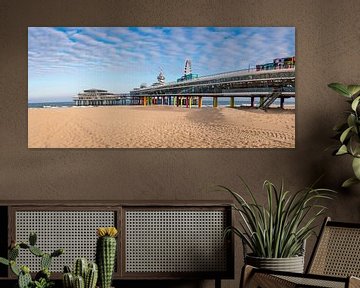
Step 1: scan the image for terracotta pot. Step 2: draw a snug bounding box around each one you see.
[245,254,304,273]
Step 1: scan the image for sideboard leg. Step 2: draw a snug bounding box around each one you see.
[215,278,221,288]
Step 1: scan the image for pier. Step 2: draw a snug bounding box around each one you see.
[131,57,295,109]
[130,67,295,109]
[74,58,295,109]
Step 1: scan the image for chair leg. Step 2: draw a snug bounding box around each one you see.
[240,265,255,288]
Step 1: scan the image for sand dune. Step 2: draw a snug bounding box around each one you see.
[28,106,295,148]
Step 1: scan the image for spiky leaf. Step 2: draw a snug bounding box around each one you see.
[328,83,352,98]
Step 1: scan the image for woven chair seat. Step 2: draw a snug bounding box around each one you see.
[241,218,360,288]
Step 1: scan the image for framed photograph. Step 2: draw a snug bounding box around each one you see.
[28,27,295,148]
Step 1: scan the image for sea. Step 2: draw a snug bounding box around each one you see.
[28,98,295,108]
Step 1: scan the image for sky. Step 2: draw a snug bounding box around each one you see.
[28,27,295,103]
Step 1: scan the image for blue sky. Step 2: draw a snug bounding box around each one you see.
[28,27,295,102]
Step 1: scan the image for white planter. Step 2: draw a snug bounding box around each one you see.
[245,254,305,273]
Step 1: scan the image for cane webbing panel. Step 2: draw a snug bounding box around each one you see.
[277,275,345,288]
[125,210,227,273]
[15,211,115,272]
[309,226,360,277]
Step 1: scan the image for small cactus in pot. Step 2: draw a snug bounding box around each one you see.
[62,259,98,288]
[96,227,118,288]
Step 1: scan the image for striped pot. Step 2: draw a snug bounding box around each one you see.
[245,254,305,273]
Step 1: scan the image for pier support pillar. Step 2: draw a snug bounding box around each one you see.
[189,97,192,108]
[198,96,202,108]
[280,97,285,109]
[230,96,235,108]
[251,96,255,107]
[186,96,189,108]
[259,96,265,107]
[213,97,218,108]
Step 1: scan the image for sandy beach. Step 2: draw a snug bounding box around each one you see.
[28,106,295,148]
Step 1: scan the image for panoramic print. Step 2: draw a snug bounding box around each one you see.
[28,27,295,148]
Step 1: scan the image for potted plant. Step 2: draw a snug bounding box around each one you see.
[328,83,360,187]
[220,179,334,273]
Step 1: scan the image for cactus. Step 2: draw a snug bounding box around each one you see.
[85,263,98,288]
[41,253,52,270]
[51,248,64,258]
[0,233,63,288]
[74,258,88,279]
[9,246,19,260]
[64,265,72,273]
[63,272,74,288]
[73,275,85,288]
[96,227,118,288]
[63,260,98,288]
[29,232,37,246]
[29,245,44,257]
[18,268,32,288]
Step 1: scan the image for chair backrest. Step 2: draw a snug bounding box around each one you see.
[307,217,360,277]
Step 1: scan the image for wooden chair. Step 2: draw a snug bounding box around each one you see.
[241,217,360,288]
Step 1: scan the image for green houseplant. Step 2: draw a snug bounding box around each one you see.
[220,179,334,272]
[328,83,360,187]
[0,232,63,288]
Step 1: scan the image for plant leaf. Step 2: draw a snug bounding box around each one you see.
[351,96,360,111]
[352,157,360,179]
[340,126,353,143]
[328,83,351,98]
[347,85,360,97]
[342,177,360,188]
[0,257,9,266]
[347,114,357,129]
[348,135,360,157]
[336,144,348,155]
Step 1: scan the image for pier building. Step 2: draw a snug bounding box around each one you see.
[73,89,129,106]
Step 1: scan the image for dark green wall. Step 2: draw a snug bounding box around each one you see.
[1,0,359,287]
